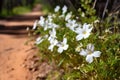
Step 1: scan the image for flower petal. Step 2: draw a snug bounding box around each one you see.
[76,34,83,41]
[63,38,67,44]
[35,37,44,44]
[32,20,37,30]
[54,6,60,12]
[48,45,54,51]
[58,47,63,53]
[92,51,101,57]
[87,43,94,51]
[83,32,90,39]
[75,27,82,34]
[79,49,87,56]
[63,44,69,50]
[86,55,93,63]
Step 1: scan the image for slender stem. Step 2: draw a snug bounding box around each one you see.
[93,0,97,9]
[102,0,109,19]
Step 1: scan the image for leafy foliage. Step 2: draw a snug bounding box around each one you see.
[31,1,120,79]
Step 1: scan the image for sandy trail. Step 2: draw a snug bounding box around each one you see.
[0,4,46,80]
[0,34,33,80]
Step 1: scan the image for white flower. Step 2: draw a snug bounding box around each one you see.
[79,44,101,63]
[62,5,67,14]
[66,19,78,31]
[35,35,48,45]
[57,38,69,53]
[75,23,93,41]
[81,12,85,17]
[35,37,44,44]
[48,39,58,51]
[54,6,60,12]
[32,20,37,30]
[48,28,57,43]
[65,12,72,21]
[38,16,45,27]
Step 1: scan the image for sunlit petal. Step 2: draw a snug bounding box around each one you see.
[92,51,101,57]
[86,55,93,63]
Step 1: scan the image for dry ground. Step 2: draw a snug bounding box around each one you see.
[0,4,51,80]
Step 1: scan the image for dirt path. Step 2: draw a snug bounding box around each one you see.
[0,34,33,80]
[0,4,50,80]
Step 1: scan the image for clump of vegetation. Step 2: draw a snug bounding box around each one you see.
[31,1,120,79]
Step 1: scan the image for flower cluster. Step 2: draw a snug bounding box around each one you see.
[33,5,101,63]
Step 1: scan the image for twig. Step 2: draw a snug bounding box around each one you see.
[102,0,109,19]
[93,0,97,9]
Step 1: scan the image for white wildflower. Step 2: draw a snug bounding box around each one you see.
[81,12,85,17]
[80,44,101,63]
[48,28,57,43]
[75,23,93,41]
[66,19,78,31]
[38,16,45,27]
[54,5,60,12]
[35,37,44,44]
[32,20,37,30]
[62,5,67,14]
[48,39,58,51]
[65,12,72,21]
[57,38,69,53]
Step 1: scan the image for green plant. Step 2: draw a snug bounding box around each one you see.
[31,3,120,80]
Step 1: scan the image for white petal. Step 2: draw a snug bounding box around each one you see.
[35,37,43,44]
[58,47,63,53]
[83,23,88,30]
[83,32,90,39]
[76,34,83,41]
[63,38,67,44]
[62,5,67,14]
[92,51,101,57]
[75,27,82,34]
[65,13,72,21]
[79,49,87,56]
[54,6,60,12]
[87,27,93,33]
[32,21,37,30]
[87,43,94,51]
[39,16,45,26]
[86,55,93,63]
[63,45,69,50]
[48,45,54,51]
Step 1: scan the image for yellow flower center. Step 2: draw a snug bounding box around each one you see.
[88,49,93,54]
[83,31,87,34]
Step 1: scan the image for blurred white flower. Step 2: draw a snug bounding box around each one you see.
[32,20,37,30]
[80,44,101,63]
[38,16,45,27]
[54,6,60,12]
[81,12,85,17]
[65,12,72,21]
[48,28,57,43]
[66,19,78,31]
[75,23,93,41]
[35,37,44,44]
[62,5,67,14]
[48,15,53,22]
[48,39,58,51]
[57,38,69,53]
[35,34,48,45]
